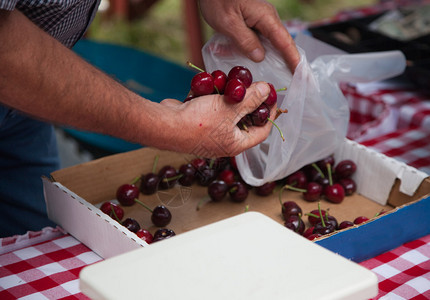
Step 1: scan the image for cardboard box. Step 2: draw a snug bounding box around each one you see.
[43,139,430,261]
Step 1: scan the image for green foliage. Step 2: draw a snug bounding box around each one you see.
[87,0,374,64]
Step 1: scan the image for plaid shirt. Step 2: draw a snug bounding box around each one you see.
[0,0,101,48]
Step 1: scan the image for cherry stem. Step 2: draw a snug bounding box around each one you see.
[312,163,325,179]
[282,184,307,193]
[327,163,333,186]
[278,186,285,206]
[306,212,320,218]
[187,61,205,73]
[318,202,326,227]
[209,159,215,169]
[196,196,209,211]
[110,205,121,223]
[152,155,159,174]
[162,174,183,182]
[276,87,287,92]
[267,118,285,142]
[134,198,153,213]
[130,176,140,185]
[244,205,250,212]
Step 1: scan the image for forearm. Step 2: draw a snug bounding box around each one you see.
[0,10,178,151]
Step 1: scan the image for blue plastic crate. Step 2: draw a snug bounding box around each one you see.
[63,39,194,154]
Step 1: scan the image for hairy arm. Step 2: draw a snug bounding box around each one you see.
[0,10,272,157]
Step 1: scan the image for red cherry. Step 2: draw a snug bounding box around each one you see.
[303,182,323,202]
[136,228,153,244]
[307,209,326,226]
[265,83,278,106]
[255,181,277,196]
[307,233,322,240]
[338,220,354,230]
[282,201,302,220]
[324,183,345,204]
[224,78,246,103]
[285,170,307,189]
[100,201,124,222]
[338,178,357,196]
[250,103,270,126]
[353,216,369,225]
[303,226,315,238]
[183,94,195,103]
[335,159,357,179]
[211,70,227,94]
[116,184,140,206]
[218,169,235,186]
[227,66,253,88]
[190,72,214,96]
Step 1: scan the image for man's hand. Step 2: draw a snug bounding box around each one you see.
[159,81,274,157]
[199,0,300,72]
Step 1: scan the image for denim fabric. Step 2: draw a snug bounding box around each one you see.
[0,105,60,237]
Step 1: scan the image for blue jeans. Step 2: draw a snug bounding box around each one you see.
[0,106,59,237]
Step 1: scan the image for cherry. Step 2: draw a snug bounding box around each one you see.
[140,155,160,194]
[208,180,229,202]
[196,166,217,186]
[178,163,196,186]
[151,205,172,227]
[335,159,357,179]
[224,78,246,103]
[140,173,160,195]
[116,183,140,206]
[353,216,369,225]
[227,66,253,88]
[307,209,326,226]
[338,220,354,230]
[323,163,345,204]
[255,181,277,196]
[324,215,339,230]
[265,83,278,107]
[338,178,357,196]
[303,182,323,202]
[313,222,335,235]
[136,228,153,244]
[303,226,315,238]
[211,70,228,94]
[183,94,196,103]
[229,181,249,203]
[210,157,230,172]
[122,218,141,233]
[218,169,235,186]
[284,170,307,189]
[284,214,305,235]
[134,199,172,227]
[158,165,178,190]
[307,233,322,240]
[316,155,335,173]
[281,201,302,220]
[191,158,207,171]
[250,103,270,126]
[100,201,124,222]
[153,228,176,242]
[324,183,345,204]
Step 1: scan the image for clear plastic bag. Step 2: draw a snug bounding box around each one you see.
[202,33,406,187]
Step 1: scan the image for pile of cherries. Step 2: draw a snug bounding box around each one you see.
[99,152,367,243]
[281,200,383,240]
[184,62,285,135]
[280,155,358,204]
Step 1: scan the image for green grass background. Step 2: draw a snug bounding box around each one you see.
[88,0,374,64]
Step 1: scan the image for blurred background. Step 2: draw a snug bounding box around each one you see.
[87,0,374,64]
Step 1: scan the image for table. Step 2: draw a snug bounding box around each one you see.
[2,1,430,299]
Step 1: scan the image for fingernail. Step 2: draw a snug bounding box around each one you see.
[249,48,264,62]
[256,82,270,97]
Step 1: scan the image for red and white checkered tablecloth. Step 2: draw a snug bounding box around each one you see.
[0,233,102,299]
[0,230,429,299]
